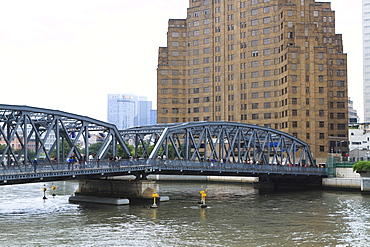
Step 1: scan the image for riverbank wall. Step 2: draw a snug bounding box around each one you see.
[322,168,361,190]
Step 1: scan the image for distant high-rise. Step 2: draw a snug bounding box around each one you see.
[107,94,153,129]
[348,97,359,124]
[157,0,348,162]
[150,109,157,125]
[364,0,370,122]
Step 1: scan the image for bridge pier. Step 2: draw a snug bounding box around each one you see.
[69,179,161,205]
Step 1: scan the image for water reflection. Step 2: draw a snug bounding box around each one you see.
[0,181,369,246]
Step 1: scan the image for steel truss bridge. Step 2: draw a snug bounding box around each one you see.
[0,104,325,185]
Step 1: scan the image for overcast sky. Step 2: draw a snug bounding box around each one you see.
[0,0,363,121]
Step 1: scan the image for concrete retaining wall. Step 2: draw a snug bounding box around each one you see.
[322,178,361,190]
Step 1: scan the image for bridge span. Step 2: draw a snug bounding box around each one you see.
[0,104,325,187]
[0,159,326,186]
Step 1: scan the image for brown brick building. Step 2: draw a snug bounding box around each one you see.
[157,0,348,163]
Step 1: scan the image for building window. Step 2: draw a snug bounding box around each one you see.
[172,32,180,37]
[252,82,259,88]
[337,81,345,87]
[251,93,259,99]
[252,51,259,57]
[263,38,270,45]
[337,70,345,76]
[337,91,345,97]
[263,17,270,24]
[264,81,271,87]
[251,61,259,68]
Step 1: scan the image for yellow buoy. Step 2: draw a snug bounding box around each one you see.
[42,184,47,200]
[150,189,159,208]
[199,189,208,208]
[51,184,56,197]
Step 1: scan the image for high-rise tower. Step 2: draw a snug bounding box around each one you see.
[364,0,370,122]
[107,94,153,129]
[157,0,348,162]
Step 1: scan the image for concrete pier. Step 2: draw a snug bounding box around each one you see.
[69,179,159,205]
[359,172,370,192]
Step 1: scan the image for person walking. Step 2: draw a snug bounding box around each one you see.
[33,158,38,172]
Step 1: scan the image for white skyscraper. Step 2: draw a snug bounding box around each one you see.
[107,94,153,129]
[363,0,370,122]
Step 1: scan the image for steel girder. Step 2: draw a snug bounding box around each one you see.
[120,121,315,166]
[0,104,130,165]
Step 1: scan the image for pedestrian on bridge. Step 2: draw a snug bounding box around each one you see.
[33,158,37,172]
[68,157,74,170]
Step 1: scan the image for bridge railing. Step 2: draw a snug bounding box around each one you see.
[0,158,326,177]
[148,159,326,176]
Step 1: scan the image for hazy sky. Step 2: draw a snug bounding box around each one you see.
[0,0,363,121]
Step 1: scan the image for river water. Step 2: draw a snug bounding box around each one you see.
[0,180,369,247]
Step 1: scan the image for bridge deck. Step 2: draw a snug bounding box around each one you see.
[0,159,327,185]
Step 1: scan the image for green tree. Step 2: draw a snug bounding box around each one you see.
[0,144,6,153]
[353,161,370,172]
[49,140,81,160]
[81,142,102,156]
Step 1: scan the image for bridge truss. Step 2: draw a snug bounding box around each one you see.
[121,122,316,166]
[0,104,130,165]
[0,105,315,167]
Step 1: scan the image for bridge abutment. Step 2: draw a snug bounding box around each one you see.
[69,179,160,205]
[359,172,370,192]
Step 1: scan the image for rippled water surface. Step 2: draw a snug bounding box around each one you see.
[0,181,370,246]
